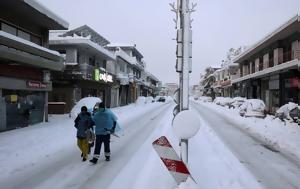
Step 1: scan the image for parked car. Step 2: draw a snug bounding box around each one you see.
[239,99,266,118]
[213,97,232,107]
[156,96,166,102]
[275,102,300,124]
[145,96,155,103]
[229,97,247,109]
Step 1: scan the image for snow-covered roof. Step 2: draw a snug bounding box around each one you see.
[23,0,69,29]
[146,71,160,82]
[60,25,110,47]
[234,14,300,63]
[49,31,116,61]
[107,43,144,59]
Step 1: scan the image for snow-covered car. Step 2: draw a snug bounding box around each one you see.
[275,102,300,123]
[229,97,247,109]
[239,99,266,118]
[156,96,166,102]
[70,97,102,117]
[213,97,232,107]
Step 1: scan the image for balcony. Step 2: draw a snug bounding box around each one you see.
[0,31,64,71]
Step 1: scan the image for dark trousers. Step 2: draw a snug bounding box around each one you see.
[93,134,110,159]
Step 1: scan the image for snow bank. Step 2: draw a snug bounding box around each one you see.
[196,101,300,165]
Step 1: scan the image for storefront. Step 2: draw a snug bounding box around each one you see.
[0,77,50,131]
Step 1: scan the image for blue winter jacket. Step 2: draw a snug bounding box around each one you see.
[92,108,118,135]
[74,112,94,138]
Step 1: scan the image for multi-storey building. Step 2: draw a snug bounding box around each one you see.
[49,25,116,111]
[107,44,149,105]
[233,15,300,113]
[0,0,68,131]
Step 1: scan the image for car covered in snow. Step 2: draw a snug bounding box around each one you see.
[145,96,155,103]
[239,99,266,118]
[213,97,233,107]
[229,97,247,109]
[275,102,300,123]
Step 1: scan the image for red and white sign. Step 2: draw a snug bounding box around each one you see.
[27,81,47,89]
[152,136,191,185]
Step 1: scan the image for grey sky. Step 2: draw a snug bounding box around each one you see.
[37,0,300,85]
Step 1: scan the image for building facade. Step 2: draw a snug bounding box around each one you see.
[233,15,300,113]
[0,0,68,131]
[49,25,117,112]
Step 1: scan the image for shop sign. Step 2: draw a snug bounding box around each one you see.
[27,81,47,89]
[94,69,113,83]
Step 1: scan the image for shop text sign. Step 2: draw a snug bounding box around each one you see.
[94,69,113,83]
[27,81,47,89]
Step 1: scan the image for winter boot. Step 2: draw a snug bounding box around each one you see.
[89,158,98,164]
[105,156,110,161]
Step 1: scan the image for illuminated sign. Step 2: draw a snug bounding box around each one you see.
[94,69,113,83]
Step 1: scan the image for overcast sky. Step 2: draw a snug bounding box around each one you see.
[37,0,300,85]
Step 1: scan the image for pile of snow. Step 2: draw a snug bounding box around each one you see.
[135,96,146,105]
[70,97,102,117]
[145,96,154,103]
[198,96,212,103]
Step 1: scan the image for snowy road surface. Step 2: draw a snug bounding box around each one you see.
[191,101,300,189]
[0,103,172,189]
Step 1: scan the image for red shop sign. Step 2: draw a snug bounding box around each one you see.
[27,81,47,89]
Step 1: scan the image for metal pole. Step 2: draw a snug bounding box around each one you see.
[44,91,48,122]
[179,0,191,164]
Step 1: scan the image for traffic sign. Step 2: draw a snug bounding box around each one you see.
[172,110,201,139]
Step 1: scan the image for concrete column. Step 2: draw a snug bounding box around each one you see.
[292,40,300,60]
[249,62,253,74]
[263,53,269,69]
[44,92,48,122]
[274,48,283,66]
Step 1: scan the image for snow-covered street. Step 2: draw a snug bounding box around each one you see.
[191,101,300,189]
[2,100,300,189]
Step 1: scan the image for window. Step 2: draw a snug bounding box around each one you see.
[30,35,42,45]
[18,30,30,41]
[1,23,17,35]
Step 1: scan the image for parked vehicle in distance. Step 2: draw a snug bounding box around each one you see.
[239,99,266,118]
[155,96,166,102]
